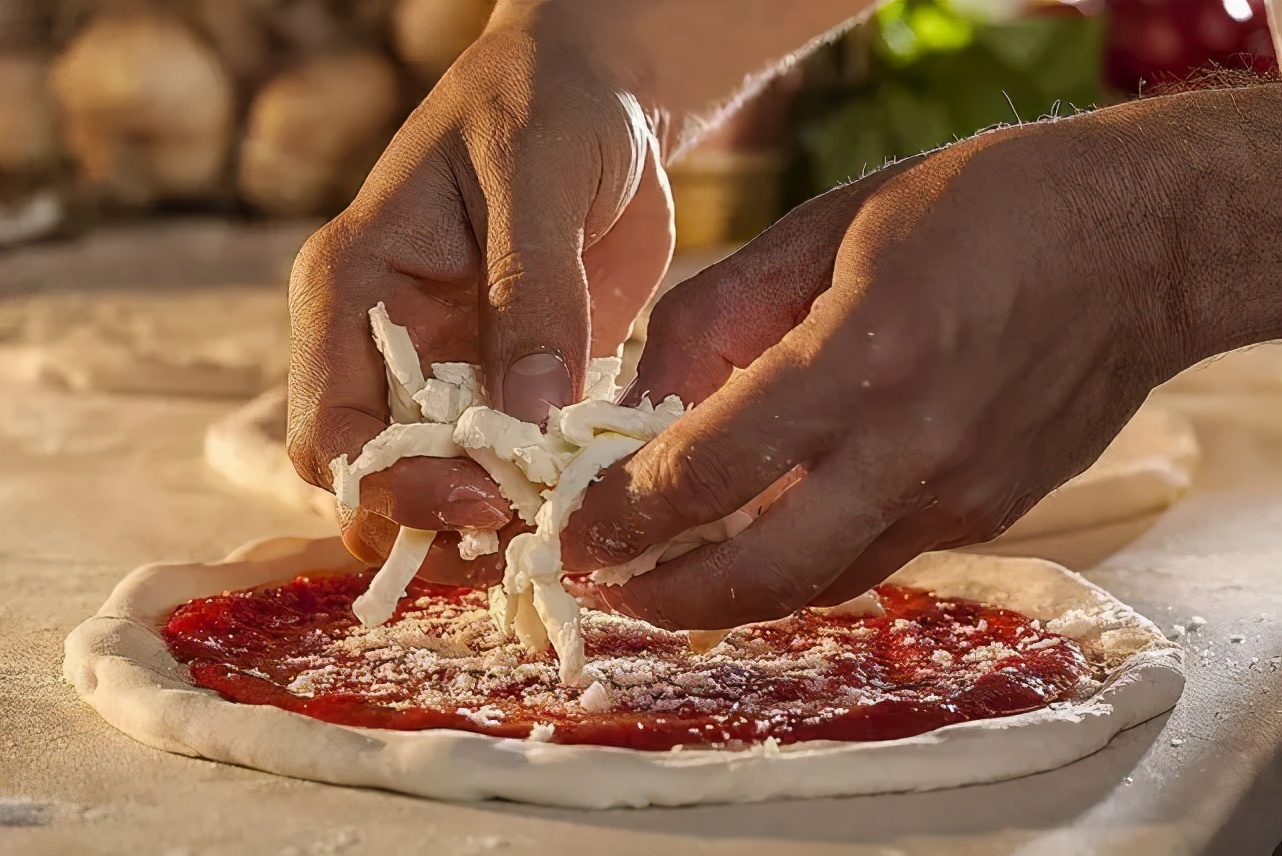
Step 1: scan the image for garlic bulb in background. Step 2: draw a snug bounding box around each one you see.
[0,53,61,175]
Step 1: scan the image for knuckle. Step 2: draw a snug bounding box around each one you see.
[342,509,395,564]
[296,217,348,272]
[646,281,706,343]
[577,515,647,567]
[285,404,369,492]
[740,560,811,624]
[647,439,741,527]
[933,486,1028,547]
[857,317,940,392]
[285,420,326,489]
[485,249,531,309]
[288,229,329,305]
[486,247,583,302]
[635,592,681,632]
[290,215,375,301]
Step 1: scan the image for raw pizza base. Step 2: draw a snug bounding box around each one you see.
[64,536,1184,809]
[204,386,337,521]
[989,402,1198,545]
[1159,342,1282,396]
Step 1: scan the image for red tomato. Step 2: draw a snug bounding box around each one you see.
[1105,0,1277,93]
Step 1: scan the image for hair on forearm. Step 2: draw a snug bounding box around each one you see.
[1139,62,1280,98]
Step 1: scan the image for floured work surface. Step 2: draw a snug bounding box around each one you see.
[0,286,290,398]
[0,219,313,398]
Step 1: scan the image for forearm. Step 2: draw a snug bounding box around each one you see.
[1046,83,1282,379]
[492,0,870,155]
[1139,84,1282,371]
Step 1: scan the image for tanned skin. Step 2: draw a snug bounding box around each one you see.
[287,0,1282,626]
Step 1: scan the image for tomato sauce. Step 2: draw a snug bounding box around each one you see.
[162,572,1095,751]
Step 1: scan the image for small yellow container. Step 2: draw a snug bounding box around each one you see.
[669,148,787,252]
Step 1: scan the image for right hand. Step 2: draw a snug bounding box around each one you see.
[563,120,1181,630]
[286,8,675,584]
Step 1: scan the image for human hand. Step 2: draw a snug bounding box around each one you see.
[286,7,674,581]
[562,121,1186,630]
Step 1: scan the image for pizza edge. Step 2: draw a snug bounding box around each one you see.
[63,535,1185,809]
[996,403,1199,543]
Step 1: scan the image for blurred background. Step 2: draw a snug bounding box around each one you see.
[0,0,1276,254]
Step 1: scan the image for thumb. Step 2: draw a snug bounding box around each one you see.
[467,98,646,423]
[482,223,590,423]
[625,153,929,410]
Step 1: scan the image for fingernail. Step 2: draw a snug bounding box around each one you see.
[441,499,511,530]
[504,353,572,424]
[445,485,510,527]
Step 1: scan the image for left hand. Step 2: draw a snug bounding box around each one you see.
[286,16,675,581]
[561,119,1184,630]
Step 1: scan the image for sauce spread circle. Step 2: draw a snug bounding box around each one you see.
[162,572,1097,751]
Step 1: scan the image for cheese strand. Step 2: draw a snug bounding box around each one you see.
[352,527,437,627]
[335,302,773,679]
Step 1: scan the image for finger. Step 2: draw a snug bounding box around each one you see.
[562,306,852,572]
[463,93,646,423]
[808,520,931,607]
[600,459,896,630]
[478,187,588,425]
[582,140,674,358]
[623,153,928,408]
[808,460,1057,608]
[288,204,513,533]
[341,505,395,565]
[357,458,511,531]
[286,215,490,498]
[623,188,861,408]
[287,218,399,490]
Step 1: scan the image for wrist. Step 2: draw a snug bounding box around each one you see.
[1144,84,1282,375]
[492,0,866,158]
[1048,84,1282,383]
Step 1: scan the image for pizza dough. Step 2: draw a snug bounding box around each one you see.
[203,386,338,521]
[1160,343,1282,396]
[64,536,1184,809]
[989,402,1199,544]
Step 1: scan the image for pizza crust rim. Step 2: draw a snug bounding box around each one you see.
[203,386,338,521]
[994,403,1199,543]
[63,536,1185,809]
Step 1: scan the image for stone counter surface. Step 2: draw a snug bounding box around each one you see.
[2,223,1282,856]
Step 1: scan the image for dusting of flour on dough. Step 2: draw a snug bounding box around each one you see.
[237,583,1100,722]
